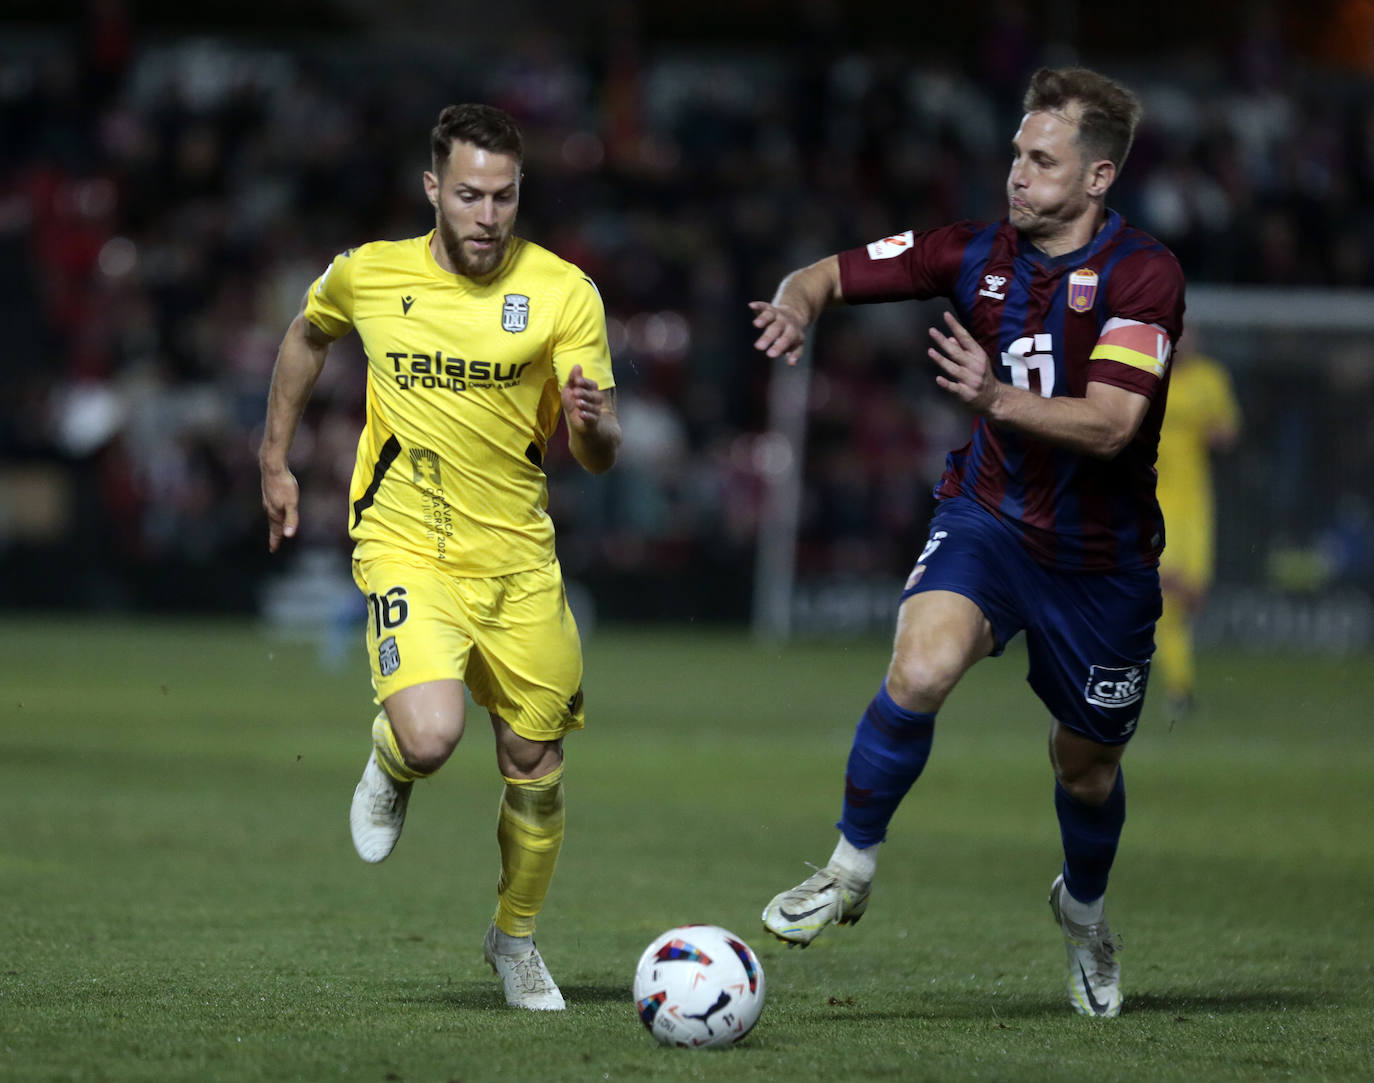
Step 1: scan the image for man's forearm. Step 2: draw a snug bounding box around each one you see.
[985,382,1146,459]
[569,415,622,475]
[260,315,330,470]
[772,255,843,328]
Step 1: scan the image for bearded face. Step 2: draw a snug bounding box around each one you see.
[425,141,520,278]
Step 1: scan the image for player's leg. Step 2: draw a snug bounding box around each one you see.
[1155,511,1209,720]
[465,560,583,1010]
[843,587,994,858]
[481,719,566,1010]
[763,500,1013,947]
[491,721,565,943]
[1154,575,1199,720]
[1028,564,1158,1018]
[1048,723,1128,1019]
[349,556,473,863]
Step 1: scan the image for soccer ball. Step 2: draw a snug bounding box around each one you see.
[632,924,766,1048]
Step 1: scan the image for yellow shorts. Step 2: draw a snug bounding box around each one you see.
[1158,509,1214,595]
[351,554,586,741]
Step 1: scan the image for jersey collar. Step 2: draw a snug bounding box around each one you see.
[422,229,522,288]
[1015,209,1123,272]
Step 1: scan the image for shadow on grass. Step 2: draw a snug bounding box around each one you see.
[1124,989,1323,1015]
[796,987,1323,1024]
[402,982,629,1010]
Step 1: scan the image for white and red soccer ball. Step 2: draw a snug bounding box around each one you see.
[633,924,766,1048]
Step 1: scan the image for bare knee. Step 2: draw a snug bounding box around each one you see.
[396,721,462,775]
[1054,761,1119,806]
[493,716,563,779]
[384,680,466,775]
[886,590,994,713]
[1050,720,1124,806]
[886,651,962,713]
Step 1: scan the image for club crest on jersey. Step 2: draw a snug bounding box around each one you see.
[502,293,530,333]
[1067,268,1099,313]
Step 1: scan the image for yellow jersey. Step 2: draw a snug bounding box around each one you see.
[304,232,614,576]
[1156,353,1240,519]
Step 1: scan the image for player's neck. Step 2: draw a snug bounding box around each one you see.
[1028,206,1108,260]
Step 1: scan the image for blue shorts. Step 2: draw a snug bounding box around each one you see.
[901,497,1161,744]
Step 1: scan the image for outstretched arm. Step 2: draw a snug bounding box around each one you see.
[563,364,620,474]
[259,312,334,551]
[749,255,844,365]
[928,311,1150,459]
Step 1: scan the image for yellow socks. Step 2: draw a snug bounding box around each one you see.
[1154,597,1194,700]
[493,766,565,938]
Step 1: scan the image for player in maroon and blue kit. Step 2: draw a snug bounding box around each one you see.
[751,67,1184,1018]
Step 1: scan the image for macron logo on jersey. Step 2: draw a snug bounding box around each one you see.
[866,231,914,260]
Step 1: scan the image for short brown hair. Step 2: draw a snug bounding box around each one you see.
[1023,67,1143,171]
[430,103,524,173]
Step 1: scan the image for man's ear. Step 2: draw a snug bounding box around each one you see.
[1086,159,1116,199]
[422,169,439,208]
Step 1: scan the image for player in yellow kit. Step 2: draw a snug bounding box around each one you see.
[258,103,621,1011]
[1154,334,1240,719]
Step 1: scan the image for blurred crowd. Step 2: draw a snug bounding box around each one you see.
[1,2,1371,618]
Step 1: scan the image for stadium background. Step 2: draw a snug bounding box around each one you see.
[3,6,1373,1080]
[2,0,1371,649]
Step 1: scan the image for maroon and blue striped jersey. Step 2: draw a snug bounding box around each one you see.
[837,211,1185,573]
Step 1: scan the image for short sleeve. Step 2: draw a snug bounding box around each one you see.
[837,223,979,304]
[552,273,614,390]
[302,249,358,340]
[1088,248,1186,397]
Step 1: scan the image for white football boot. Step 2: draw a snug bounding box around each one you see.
[762,863,870,947]
[1049,874,1123,1018]
[484,924,566,1010]
[348,751,411,863]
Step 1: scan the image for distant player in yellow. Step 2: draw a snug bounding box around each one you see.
[258,103,621,1010]
[1154,332,1240,719]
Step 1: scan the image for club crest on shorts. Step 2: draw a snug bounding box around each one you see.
[501,293,530,333]
[378,636,401,677]
[1067,268,1098,313]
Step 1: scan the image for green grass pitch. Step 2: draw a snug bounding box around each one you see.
[1,617,1371,1081]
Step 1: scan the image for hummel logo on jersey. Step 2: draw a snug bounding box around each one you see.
[401,295,415,314]
[979,275,1007,300]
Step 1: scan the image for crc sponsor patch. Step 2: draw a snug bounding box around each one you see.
[866,230,914,260]
[1083,663,1148,708]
